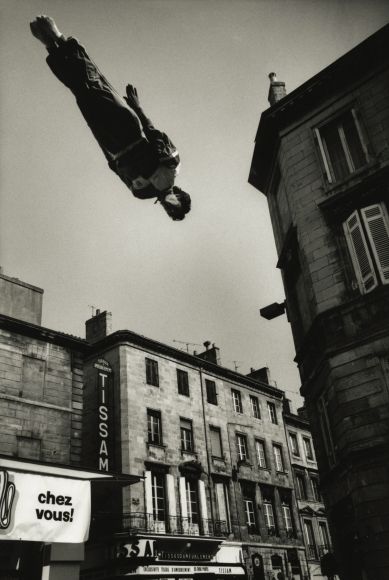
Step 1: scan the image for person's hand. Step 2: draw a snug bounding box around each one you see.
[125,84,141,110]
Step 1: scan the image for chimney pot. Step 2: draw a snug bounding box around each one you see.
[96,308,100,316]
[267,72,286,106]
[268,72,277,82]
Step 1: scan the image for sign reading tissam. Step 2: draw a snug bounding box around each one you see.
[0,469,91,543]
[94,358,114,472]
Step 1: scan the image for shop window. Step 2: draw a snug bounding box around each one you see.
[210,426,223,458]
[236,433,248,462]
[180,418,194,452]
[343,203,389,294]
[145,358,159,387]
[147,409,162,445]
[177,368,189,396]
[232,389,243,414]
[255,439,267,469]
[289,432,300,456]
[314,108,369,183]
[205,379,217,405]
[267,402,278,424]
[250,395,261,419]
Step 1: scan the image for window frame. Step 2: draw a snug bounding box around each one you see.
[145,357,159,387]
[273,444,285,472]
[314,107,369,184]
[249,395,261,419]
[210,425,223,458]
[151,472,166,522]
[236,433,249,462]
[303,437,314,461]
[177,368,190,397]
[295,472,307,500]
[289,432,300,456]
[147,408,163,446]
[267,401,278,424]
[180,418,194,452]
[205,379,218,405]
[255,439,267,469]
[232,389,243,414]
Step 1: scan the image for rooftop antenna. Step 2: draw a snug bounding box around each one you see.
[173,339,202,353]
[230,361,243,372]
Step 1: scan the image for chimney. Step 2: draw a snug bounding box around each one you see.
[0,269,43,325]
[283,398,292,415]
[268,72,286,106]
[85,310,112,344]
[197,342,221,365]
[246,366,271,384]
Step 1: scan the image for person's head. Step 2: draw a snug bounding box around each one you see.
[160,186,191,221]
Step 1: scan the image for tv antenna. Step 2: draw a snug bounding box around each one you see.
[231,360,243,372]
[173,339,202,353]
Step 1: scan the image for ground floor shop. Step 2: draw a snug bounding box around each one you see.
[242,544,309,580]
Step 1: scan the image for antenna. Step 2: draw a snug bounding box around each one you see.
[173,339,202,353]
[230,361,243,372]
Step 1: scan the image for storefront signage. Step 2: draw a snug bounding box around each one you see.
[0,469,91,543]
[93,359,114,472]
[124,565,245,575]
[117,539,156,559]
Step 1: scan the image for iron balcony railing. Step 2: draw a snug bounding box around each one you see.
[306,544,318,560]
[92,512,231,538]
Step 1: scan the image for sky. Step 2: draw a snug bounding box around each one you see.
[1,0,388,412]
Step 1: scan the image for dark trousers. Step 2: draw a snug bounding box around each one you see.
[46,38,143,157]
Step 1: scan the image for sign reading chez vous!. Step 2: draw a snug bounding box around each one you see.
[0,469,91,543]
[93,358,114,472]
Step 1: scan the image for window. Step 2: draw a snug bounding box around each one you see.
[242,485,257,532]
[303,437,314,461]
[177,369,189,396]
[273,444,284,472]
[303,519,317,559]
[232,389,243,414]
[205,379,217,405]
[236,433,248,462]
[289,432,300,456]
[311,477,322,502]
[145,358,159,387]
[180,418,194,452]
[280,491,294,536]
[344,203,389,294]
[267,402,277,424]
[255,440,267,469]
[318,521,331,549]
[263,499,276,534]
[250,395,261,419]
[296,473,307,500]
[215,482,231,532]
[151,473,166,521]
[315,108,368,183]
[210,426,223,458]
[147,409,162,445]
[186,479,199,524]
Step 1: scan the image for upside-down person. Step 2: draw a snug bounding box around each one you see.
[30,15,191,221]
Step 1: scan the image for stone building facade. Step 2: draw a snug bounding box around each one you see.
[249,24,389,580]
[82,310,309,580]
[283,405,333,580]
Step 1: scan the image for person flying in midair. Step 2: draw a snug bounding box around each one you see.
[30,15,191,221]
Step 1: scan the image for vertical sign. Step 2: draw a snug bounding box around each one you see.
[93,359,114,472]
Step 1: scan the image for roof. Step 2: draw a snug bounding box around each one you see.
[248,23,389,193]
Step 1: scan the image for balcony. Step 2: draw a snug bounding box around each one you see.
[92,512,231,538]
[306,544,318,560]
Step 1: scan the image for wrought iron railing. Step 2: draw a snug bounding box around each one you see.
[306,544,318,560]
[92,511,231,538]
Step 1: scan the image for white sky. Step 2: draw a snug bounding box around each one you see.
[1,0,388,411]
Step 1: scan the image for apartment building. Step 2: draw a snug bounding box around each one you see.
[249,24,389,580]
[82,309,309,580]
[284,404,333,580]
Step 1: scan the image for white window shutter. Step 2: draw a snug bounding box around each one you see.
[361,204,389,285]
[343,210,378,294]
[179,477,188,519]
[198,480,208,520]
[144,471,153,515]
[166,474,177,517]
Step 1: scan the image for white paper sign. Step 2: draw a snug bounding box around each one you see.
[0,469,91,543]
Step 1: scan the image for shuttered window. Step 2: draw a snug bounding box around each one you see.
[344,203,389,294]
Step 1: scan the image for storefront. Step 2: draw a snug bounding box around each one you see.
[112,537,246,580]
[0,456,139,580]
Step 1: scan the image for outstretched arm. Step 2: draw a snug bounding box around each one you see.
[124,85,155,131]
